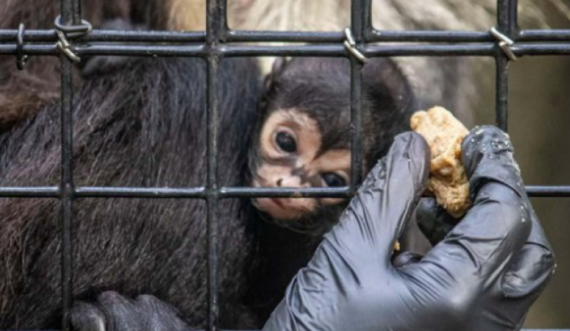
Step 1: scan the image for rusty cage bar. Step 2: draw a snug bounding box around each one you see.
[0,0,568,330]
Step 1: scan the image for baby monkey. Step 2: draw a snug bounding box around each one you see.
[249,57,417,233]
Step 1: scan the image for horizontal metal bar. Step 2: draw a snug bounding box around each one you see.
[0,186,566,199]
[1,28,570,43]
[75,186,206,198]
[526,186,570,197]
[367,30,493,42]
[520,29,570,41]
[221,44,346,57]
[0,29,55,42]
[75,44,208,56]
[220,187,350,198]
[0,186,60,198]
[364,44,495,56]
[75,187,349,199]
[0,29,205,42]
[224,30,344,42]
[514,44,570,56]
[0,44,57,56]
[0,42,568,58]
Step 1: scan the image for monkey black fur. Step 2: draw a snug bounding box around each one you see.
[0,0,169,131]
[0,55,263,328]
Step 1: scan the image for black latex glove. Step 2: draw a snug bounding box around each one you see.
[263,127,555,331]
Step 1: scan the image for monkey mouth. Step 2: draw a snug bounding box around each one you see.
[251,179,285,208]
[255,197,287,213]
[267,197,285,208]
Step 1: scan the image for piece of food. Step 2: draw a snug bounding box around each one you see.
[410,106,470,218]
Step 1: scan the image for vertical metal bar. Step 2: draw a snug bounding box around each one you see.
[60,1,81,330]
[495,54,509,131]
[59,56,74,331]
[362,0,373,37]
[219,0,228,41]
[495,0,518,132]
[349,0,365,191]
[206,0,221,330]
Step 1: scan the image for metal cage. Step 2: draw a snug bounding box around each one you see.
[0,0,568,330]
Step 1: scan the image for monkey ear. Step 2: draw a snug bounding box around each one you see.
[260,58,289,111]
[263,57,289,92]
[362,58,416,117]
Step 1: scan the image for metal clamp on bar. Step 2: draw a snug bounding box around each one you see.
[54,15,92,63]
[490,27,517,62]
[344,28,368,64]
[54,15,92,39]
[16,23,28,70]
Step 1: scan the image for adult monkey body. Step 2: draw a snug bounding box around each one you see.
[0,1,416,328]
[0,0,550,129]
[0,58,264,328]
[171,0,549,124]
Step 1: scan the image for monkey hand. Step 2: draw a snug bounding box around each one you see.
[70,291,189,331]
[263,129,555,331]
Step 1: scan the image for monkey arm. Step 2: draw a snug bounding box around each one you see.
[263,129,554,331]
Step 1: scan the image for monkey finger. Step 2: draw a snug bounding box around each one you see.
[70,301,107,331]
[95,291,142,331]
[392,251,423,268]
[135,295,190,331]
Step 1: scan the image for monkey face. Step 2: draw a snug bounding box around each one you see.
[251,108,350,221]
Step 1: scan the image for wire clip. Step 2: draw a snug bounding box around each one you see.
[344,28,368,64]
[16,23,28,70]
[54,15,92,63]
[490,27,517,62]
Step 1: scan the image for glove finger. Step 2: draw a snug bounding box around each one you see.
[324,132,429,268]
[415,197,457,246]
[399,210,432,256]
[462,125,525,200]
[503,206,555,298]
[421,125,532,285]
[421,181,531,289]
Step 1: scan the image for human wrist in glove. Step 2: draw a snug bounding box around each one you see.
[264,127,555,331]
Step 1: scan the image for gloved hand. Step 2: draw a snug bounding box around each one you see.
[263,127,555,331]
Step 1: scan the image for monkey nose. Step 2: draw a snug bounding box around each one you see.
[277,176,306,188]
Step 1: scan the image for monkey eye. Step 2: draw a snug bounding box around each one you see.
[321,172,347,187]
[275,131,297,153]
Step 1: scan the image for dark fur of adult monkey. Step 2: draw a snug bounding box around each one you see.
[0,0,553,130]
